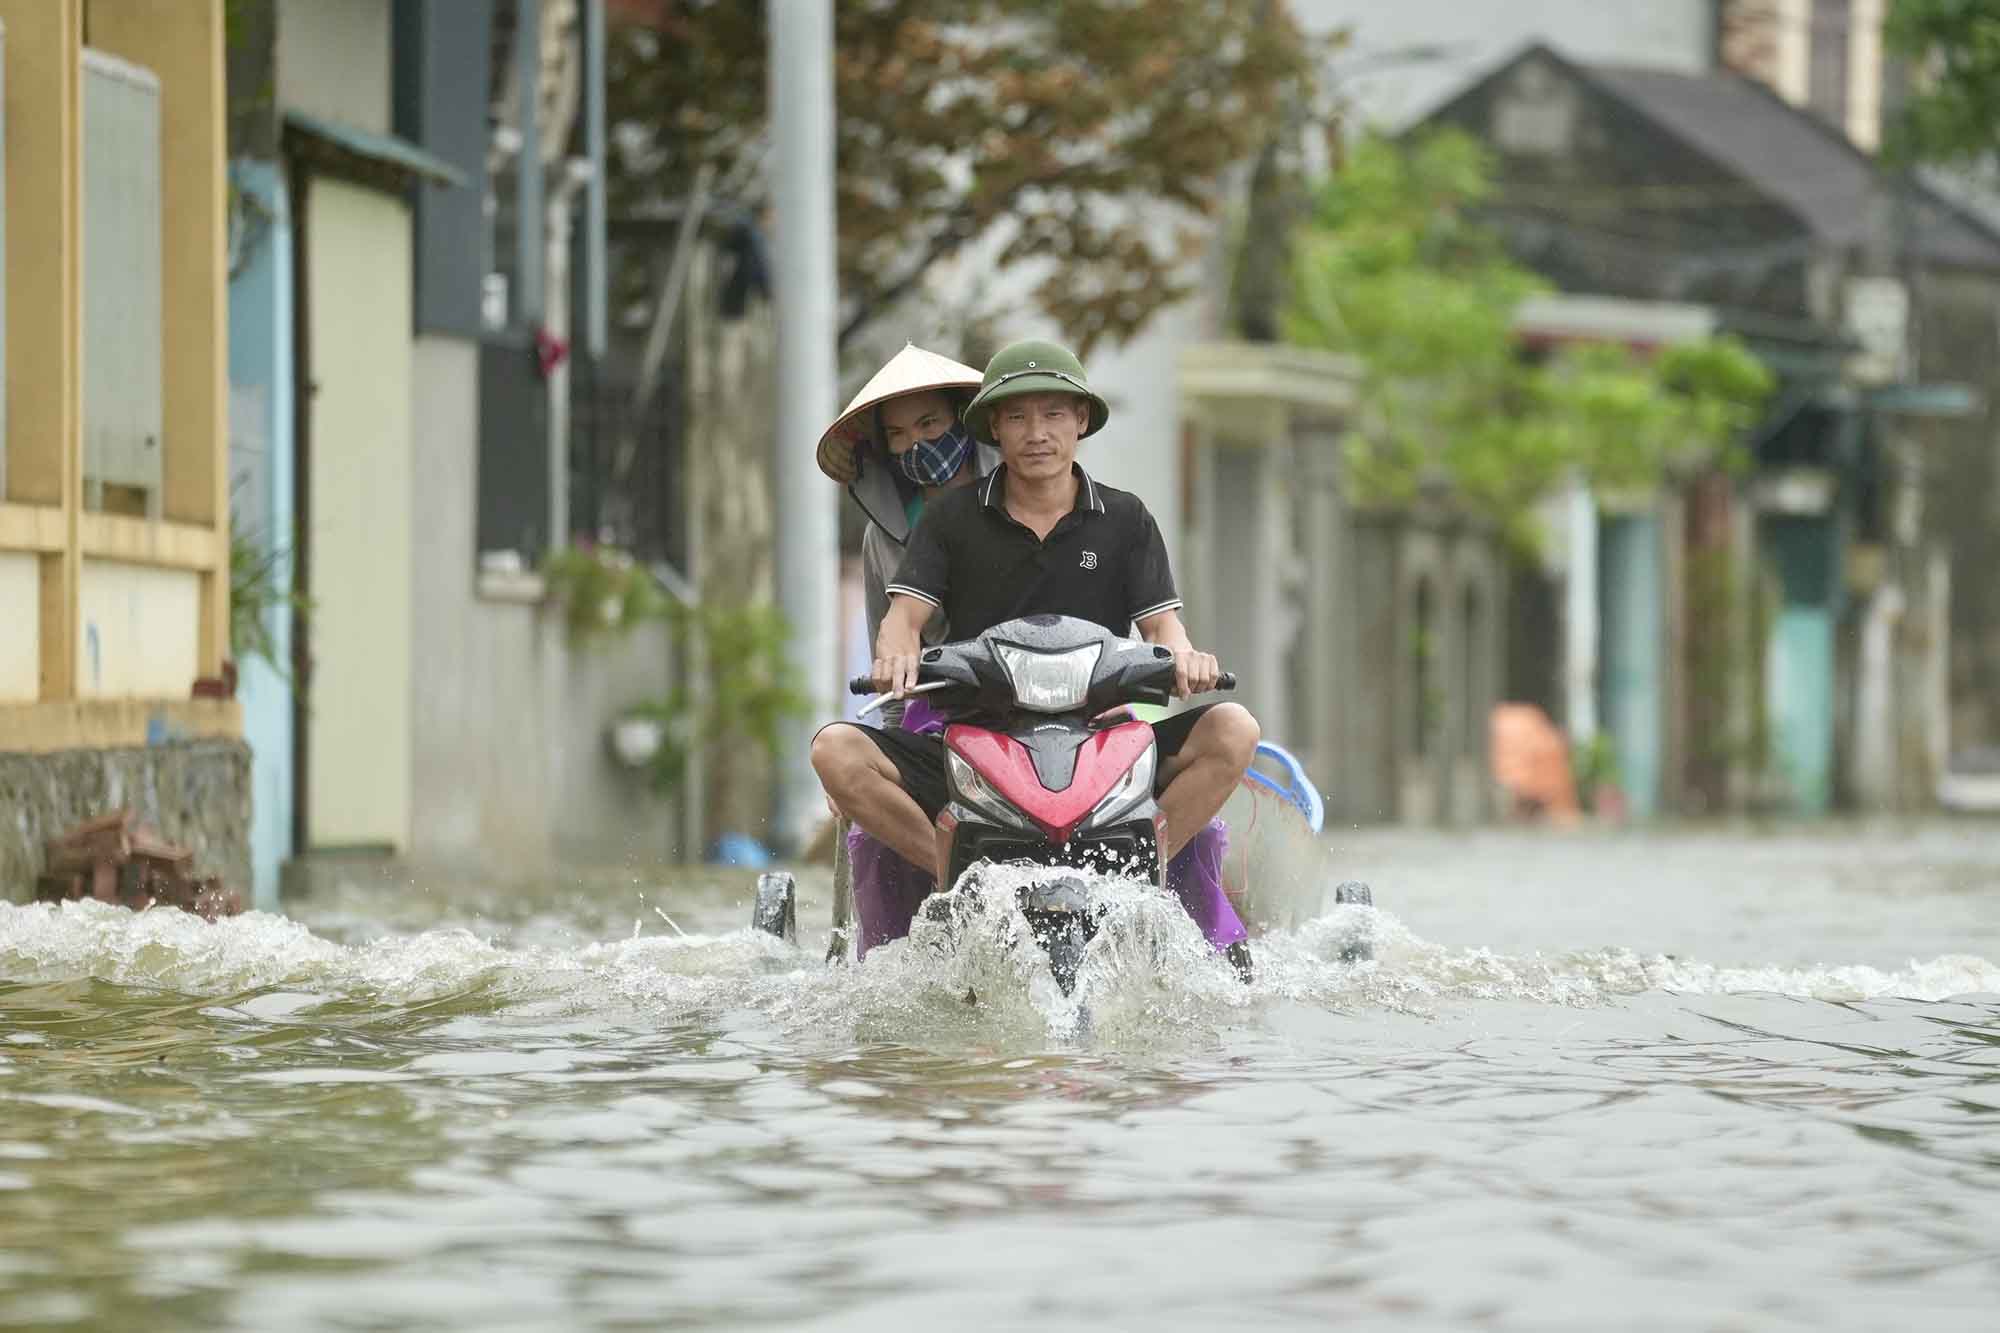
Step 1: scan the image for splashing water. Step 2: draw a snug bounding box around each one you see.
[3,824,1999,1330]
[4,871,1994,1050]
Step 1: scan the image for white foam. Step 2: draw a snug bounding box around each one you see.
[3,889,1994,1047]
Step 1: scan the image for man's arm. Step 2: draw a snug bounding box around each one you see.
[880,495,954,696]
[1126,503,1218,697]
[875,594,933,696]
[1137,608,1222,697]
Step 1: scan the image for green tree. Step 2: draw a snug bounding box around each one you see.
[607,0,1324,352]
[1884,0,2000,164]
[1285,132,1773,545]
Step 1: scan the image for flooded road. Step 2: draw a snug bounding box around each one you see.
[3,822,1998,1330]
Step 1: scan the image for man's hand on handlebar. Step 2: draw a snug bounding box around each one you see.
[872,613,924,698]
[870,597,934,698]
[872,652,923,698]
[1174,648,1223,699]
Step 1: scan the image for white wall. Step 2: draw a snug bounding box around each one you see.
[0,552,37,702]
[75,558,199,697]
[275,0,391,134]
[407,337,684,871]
[306,177,412,850]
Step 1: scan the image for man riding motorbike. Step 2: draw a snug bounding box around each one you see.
[812,340,1261,964]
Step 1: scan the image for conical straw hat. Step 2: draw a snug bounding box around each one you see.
[815,344,984,482]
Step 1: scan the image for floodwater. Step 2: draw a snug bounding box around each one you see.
[3,821,1999,1331]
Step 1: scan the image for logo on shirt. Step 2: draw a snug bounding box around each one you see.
[1079,550,1098,570]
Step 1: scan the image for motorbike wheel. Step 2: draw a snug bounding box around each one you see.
[1333,881,1374,963]
[1024,909,1092,996]
[751,872,797,945]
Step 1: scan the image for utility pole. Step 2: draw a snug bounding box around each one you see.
[767,1,839,853]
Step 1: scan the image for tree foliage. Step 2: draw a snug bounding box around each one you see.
[1285,132,1774,545]
[606,0,1322,352]
[1884,0,2000,164]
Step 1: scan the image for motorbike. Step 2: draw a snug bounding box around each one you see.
[752,614,1376,995]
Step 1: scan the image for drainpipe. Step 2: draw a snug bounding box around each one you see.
[767,0,839,853]
[1564,477,1599,746]
[581,0,606,363]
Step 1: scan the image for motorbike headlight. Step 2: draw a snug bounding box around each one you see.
[1084,740,1156,831]
[995,642,1102,713]
[946,748,1034,830]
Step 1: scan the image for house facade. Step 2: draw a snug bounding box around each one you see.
[1419,42,2000,814]
[225,0,690,897]
[0,1,248,893]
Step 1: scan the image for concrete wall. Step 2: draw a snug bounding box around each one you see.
[408,336,549,867]
[1916,266,2000,760]
[0,738,249,902]
[546,619,683,866]
[1341,511,1507,827]
[75,559,199,697]
[1078,297,1202,567]
[275,0,391,134]
[304,176,412,850]
[408,337,682,875]
[0,552,36,701]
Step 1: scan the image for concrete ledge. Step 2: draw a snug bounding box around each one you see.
[0,503,67,554]
[475,568,547,604]
[0,737,250,902]
[1179,341,1361,417]
[0,698,242,754]
[79,512,224,571]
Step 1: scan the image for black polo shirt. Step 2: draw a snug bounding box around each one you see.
[886,464,1183,639]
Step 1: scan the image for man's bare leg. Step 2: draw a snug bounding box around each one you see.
[1156,703,1261,860]
[810,725,938,874]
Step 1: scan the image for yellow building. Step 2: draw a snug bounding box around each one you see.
[0,0,235,751]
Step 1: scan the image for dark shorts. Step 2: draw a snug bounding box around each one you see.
[822,704,1219,821]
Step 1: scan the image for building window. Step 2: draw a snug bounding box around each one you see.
[81,50,164,517]
[568,353,686,570]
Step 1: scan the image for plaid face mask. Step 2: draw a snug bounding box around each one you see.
[895,420,975,488]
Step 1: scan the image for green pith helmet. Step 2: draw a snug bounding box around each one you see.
[963,339,1110,443]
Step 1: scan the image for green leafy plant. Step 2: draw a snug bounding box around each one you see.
[1571,732,1621,806]
[1284,132,1775,546]
[623,601,811,796]
[1883,0,2000,165]
[540,545,809,796]
[229,525,311,687]
[541,542,675,646]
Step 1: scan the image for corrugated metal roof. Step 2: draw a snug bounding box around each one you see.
[1578,62,2000,271]
[283,110,467,189]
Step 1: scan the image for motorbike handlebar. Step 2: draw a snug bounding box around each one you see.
[849,670,1237,695]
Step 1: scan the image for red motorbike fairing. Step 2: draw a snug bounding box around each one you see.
[945,720,1156,844]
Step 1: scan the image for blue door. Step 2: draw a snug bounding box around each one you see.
[1599,513,1664,818]
[1761,516,1836,814]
